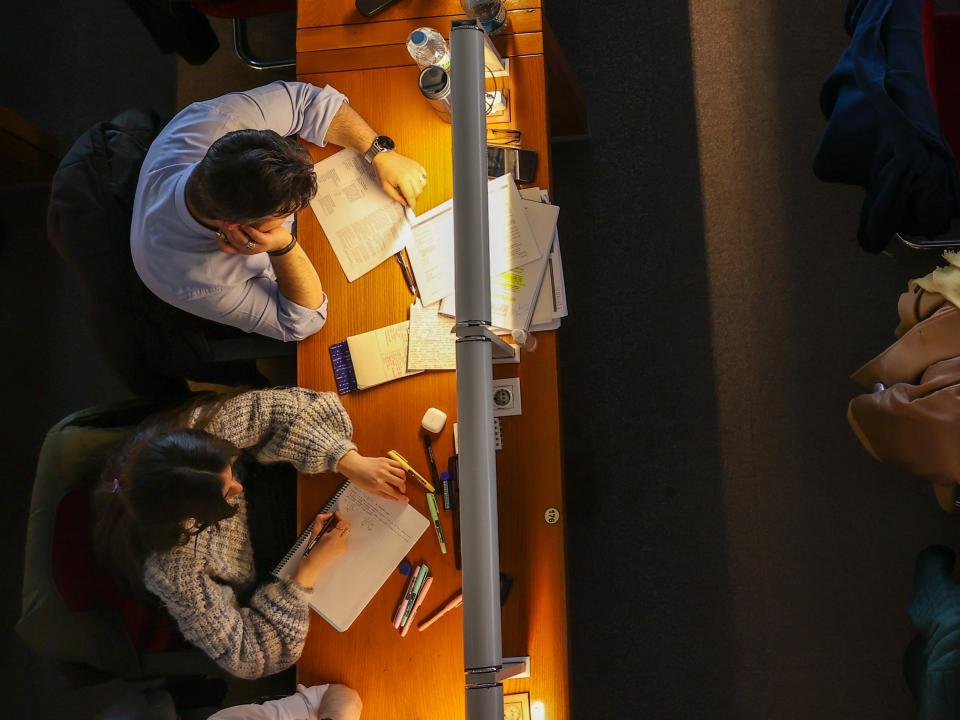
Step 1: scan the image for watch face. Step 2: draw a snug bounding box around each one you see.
[376,135,395,152]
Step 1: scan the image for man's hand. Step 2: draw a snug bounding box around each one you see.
[371,151,427,208]
[216,224,292,255]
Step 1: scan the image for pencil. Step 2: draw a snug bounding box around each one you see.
[418,590,464,631]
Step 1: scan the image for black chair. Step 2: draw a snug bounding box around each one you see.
[47,108,293,398]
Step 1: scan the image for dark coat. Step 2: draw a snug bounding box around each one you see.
[813,0,960,252]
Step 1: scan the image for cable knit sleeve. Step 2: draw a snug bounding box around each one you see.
[202,388,358,474]
[144,549,310,680]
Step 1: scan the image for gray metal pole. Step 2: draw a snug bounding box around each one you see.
[450,19,503,720]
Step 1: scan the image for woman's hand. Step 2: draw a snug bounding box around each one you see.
[336,450,408,502]
[371,151,427,208]
[293,512,350,589]
[316,683,363,720]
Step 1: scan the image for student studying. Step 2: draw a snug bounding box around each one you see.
[90,387,410,679]
[130,81,428,342]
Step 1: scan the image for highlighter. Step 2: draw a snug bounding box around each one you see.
[388,450,435,492]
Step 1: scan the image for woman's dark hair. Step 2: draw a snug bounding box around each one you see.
[91,394,243,597]
[186,129,317,224]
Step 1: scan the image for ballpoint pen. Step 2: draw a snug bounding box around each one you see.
[387,450,435,492]
[301,513,340,558]
[422,434,441,490]
[395,251,419,297]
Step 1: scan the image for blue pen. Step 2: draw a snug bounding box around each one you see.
[440,470,451,511]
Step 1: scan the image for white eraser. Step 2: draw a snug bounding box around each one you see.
[421,407,447,434]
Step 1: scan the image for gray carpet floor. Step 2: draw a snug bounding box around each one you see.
[3,1,958,718]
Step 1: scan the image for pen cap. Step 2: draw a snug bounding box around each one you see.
[421,407,448,434]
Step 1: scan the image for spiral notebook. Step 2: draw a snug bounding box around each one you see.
[272,482,429,632]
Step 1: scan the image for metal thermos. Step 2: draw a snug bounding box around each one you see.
[418,65,452,123]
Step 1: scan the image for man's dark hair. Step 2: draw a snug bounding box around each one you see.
[187,129,317,223]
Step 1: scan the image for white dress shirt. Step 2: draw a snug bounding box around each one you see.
[131,81,346,341]
[207,684,335,720]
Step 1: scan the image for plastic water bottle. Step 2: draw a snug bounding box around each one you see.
[406,28,451,70]
[460,0,507,34]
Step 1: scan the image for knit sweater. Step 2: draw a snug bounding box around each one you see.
[142,388,358,679]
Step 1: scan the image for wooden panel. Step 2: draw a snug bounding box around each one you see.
[299,0,539,29]
[294,55,567,720]
[297,32,544,74]
[297,8,541,52]
[0,106,60,185]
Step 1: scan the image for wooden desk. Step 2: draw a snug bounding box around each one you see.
[295,6,570,719]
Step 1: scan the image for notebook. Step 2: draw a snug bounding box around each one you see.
[272,482,429,632]
[328,320,422,394]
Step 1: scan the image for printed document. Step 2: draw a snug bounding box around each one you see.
[310,149,411,282]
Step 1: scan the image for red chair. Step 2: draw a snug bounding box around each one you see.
[899,0,960,248]
[16,400,218,679]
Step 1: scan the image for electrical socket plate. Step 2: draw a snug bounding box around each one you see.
[492,377,522,417]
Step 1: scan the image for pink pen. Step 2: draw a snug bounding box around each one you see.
[392,565,420,629]
[400,576,434,637]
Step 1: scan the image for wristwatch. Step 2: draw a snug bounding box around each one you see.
[363,134,395,163]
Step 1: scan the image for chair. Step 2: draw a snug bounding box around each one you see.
[898,0,960,249]
[47,108,293,398]
[16,399,219,680]
[192,0,296,70]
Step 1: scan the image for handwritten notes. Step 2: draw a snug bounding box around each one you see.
[310,149,411,282]
[408,302,456,371]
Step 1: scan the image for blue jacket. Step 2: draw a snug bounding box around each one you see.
[813,0,959,252]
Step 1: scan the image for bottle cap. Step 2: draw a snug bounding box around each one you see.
[411,30,426,45]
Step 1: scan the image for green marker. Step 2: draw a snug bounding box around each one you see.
[426,492,447,554]
[400,563,429,628]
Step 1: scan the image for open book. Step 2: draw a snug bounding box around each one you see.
[272,482,429,632]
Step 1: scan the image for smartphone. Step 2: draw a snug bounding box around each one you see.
[487,146,538,184]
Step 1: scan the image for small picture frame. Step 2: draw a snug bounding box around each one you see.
[503,692,531,720]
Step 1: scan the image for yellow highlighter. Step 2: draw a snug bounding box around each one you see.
[388,450,435,493]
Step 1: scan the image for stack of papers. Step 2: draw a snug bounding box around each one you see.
[310,150,568,374]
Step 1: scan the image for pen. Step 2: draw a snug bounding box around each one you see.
[301,513,340,558]
[449,455,461,569]
[425,492,447,554]
[387,450,435,492]
[418,590,464,631]
[392,564,420,628]
[400,564,429,628]
[422,435,441,490]
[440,470,451,511]
[395,251,419,297]
[400,576,433,637]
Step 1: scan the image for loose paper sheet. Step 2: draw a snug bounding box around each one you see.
[310,149,411,282]
[438,193,558,332]
[406,202,455,307]
[407,302,456,371]
[406,175,543,308]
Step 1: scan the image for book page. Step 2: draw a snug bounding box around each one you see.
[309,149,412,282]
[346,321,421,390]
[408,302,456,371]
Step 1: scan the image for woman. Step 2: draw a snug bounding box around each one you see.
[92,387,408,679]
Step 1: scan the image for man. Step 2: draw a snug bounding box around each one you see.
[131,81,426,342]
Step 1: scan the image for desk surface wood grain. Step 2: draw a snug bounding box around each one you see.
[295,46,568,720]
